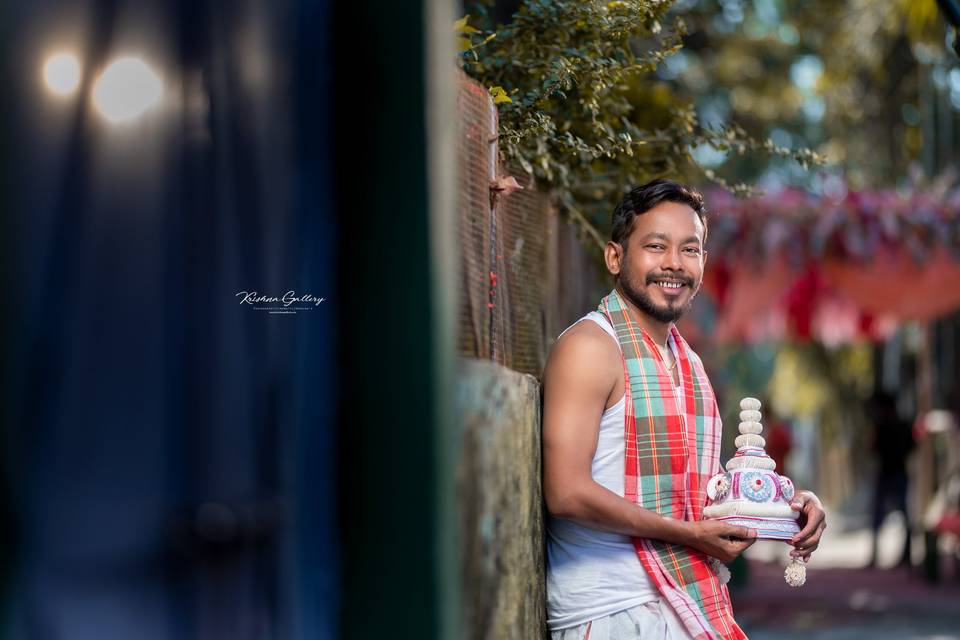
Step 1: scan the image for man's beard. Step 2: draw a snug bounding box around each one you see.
[619,270,696,324]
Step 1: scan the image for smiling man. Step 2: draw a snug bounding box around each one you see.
[543,180,826,640]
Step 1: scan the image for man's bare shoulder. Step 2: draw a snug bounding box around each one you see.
[544,319,621,383]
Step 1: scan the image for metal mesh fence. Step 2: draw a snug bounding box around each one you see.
[497,169,556,375]
[555,222,611,336]
[456,72,607,377]
[457,73,497,361]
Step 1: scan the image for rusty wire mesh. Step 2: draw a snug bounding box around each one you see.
[456,73,607,377]
[555,221,611,336]
[496,169,557,376]
[457,73,497,361]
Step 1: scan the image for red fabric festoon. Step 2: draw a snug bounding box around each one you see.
[823,250,960,321]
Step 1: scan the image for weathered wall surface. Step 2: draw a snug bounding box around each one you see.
[457,358,547,640]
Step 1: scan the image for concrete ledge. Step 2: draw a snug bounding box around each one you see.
[457,358,547,639]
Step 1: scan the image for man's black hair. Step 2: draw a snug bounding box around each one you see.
[610,179,707,247]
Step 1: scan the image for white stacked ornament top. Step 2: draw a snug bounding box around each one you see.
[703,397,807,587]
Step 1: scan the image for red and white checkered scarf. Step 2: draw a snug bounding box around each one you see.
[600,289,746,640]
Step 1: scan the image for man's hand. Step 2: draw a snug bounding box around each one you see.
[687,520,757,563]
[790,490,826,561]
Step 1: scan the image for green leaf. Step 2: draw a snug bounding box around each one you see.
[454,15,479,34]
[489,86,513,104]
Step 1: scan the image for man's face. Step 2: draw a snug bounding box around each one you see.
[611,201,706,324]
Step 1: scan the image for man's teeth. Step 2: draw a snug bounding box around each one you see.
[657,281,684,289]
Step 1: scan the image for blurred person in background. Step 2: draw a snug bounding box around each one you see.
[542,180,827,640]
[867,391,916,568]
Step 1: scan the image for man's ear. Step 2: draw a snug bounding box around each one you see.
[604,241,623,276]
[702,249,708,269]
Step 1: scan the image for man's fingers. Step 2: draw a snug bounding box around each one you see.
[789,490,827,553]
[727,538,755,555]
[793,523,827,548]
[793,521,818,545]
[724,525,757,540]
[738,537,756,550]
[789,541,818,557]
[791,533,822,552]
[790,541,819,558]
[802,526,824,548]
[792,508,825,545]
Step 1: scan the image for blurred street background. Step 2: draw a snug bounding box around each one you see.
[733,515,960,638]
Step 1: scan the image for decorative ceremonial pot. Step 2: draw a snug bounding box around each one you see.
[703,397,806,586]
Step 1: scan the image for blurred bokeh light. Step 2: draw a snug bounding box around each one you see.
[43,52,80,95]
[92,57,163,123]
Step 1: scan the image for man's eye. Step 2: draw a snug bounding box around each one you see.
[647,244,665,250]
[683,247,701,255]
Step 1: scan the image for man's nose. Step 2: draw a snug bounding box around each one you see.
[660,247,683,270]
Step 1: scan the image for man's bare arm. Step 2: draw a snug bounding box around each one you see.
[542,326,756,562]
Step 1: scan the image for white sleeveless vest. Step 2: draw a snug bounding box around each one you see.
[546,311,658,631]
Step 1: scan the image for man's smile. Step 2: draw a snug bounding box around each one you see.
[647,276,693,296]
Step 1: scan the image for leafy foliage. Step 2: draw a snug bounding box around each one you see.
[675,0,951,189]
[458,0,821,246]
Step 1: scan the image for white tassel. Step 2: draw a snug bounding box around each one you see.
[709,557,731,585]
[784,557,806,587]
